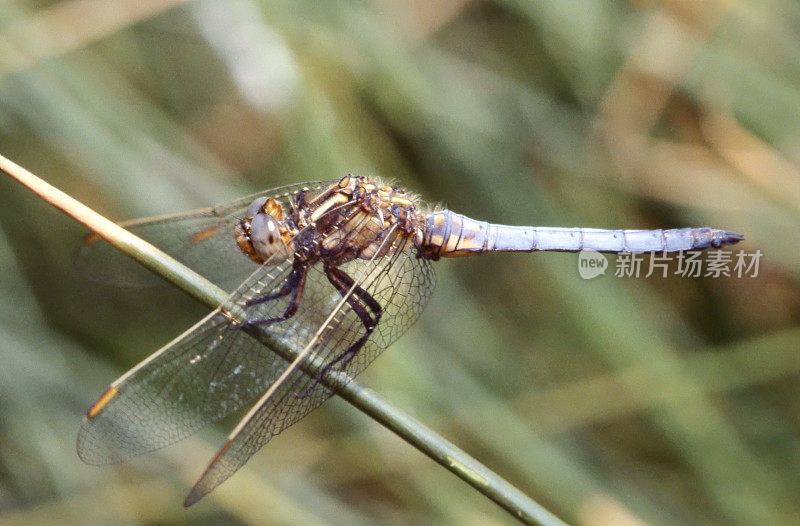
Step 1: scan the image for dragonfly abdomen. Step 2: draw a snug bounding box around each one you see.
[417,210,743,258]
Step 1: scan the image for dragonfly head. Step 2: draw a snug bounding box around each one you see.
[235,197,292,265]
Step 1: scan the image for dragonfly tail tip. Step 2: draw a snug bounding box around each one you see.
[723,231,744,245]
[183,490,203,508]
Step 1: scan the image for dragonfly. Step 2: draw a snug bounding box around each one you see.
[77,175,743,506]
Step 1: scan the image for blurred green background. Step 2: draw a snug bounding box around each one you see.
[1,0,799,524]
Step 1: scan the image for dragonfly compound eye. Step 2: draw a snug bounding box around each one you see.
[245,197,269,219]
[249,212,291,264]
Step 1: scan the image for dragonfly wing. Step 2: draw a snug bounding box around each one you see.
[77,260,296,464]
[78,181,344,463]
[209,180,336,217]
[77,211,248,288]
[76,180,337,289]
[183,236,435,506]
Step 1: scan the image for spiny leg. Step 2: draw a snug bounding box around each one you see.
[295,264,382,398]
[323,265,382,366]
[245,261,304,307]
[327,265,382,314]
[240,263,309,328]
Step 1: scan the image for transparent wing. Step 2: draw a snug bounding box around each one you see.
[76,180,338,461]
[76,260,296,464]
[184,235,435,506]
[76,180,336,289]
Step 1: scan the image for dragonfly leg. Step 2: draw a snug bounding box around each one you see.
[324,265,382,359]
[294,344,359,400]
[245,262,304,307]
[239,263,308,328]
[294,264,382,399]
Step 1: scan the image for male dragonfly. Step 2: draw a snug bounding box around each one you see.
[77,175,743,506]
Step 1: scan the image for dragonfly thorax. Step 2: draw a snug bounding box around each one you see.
[235,176,424,267]
[308,176,422,264]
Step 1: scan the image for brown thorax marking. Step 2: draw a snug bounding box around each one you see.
[309,176,420,262]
